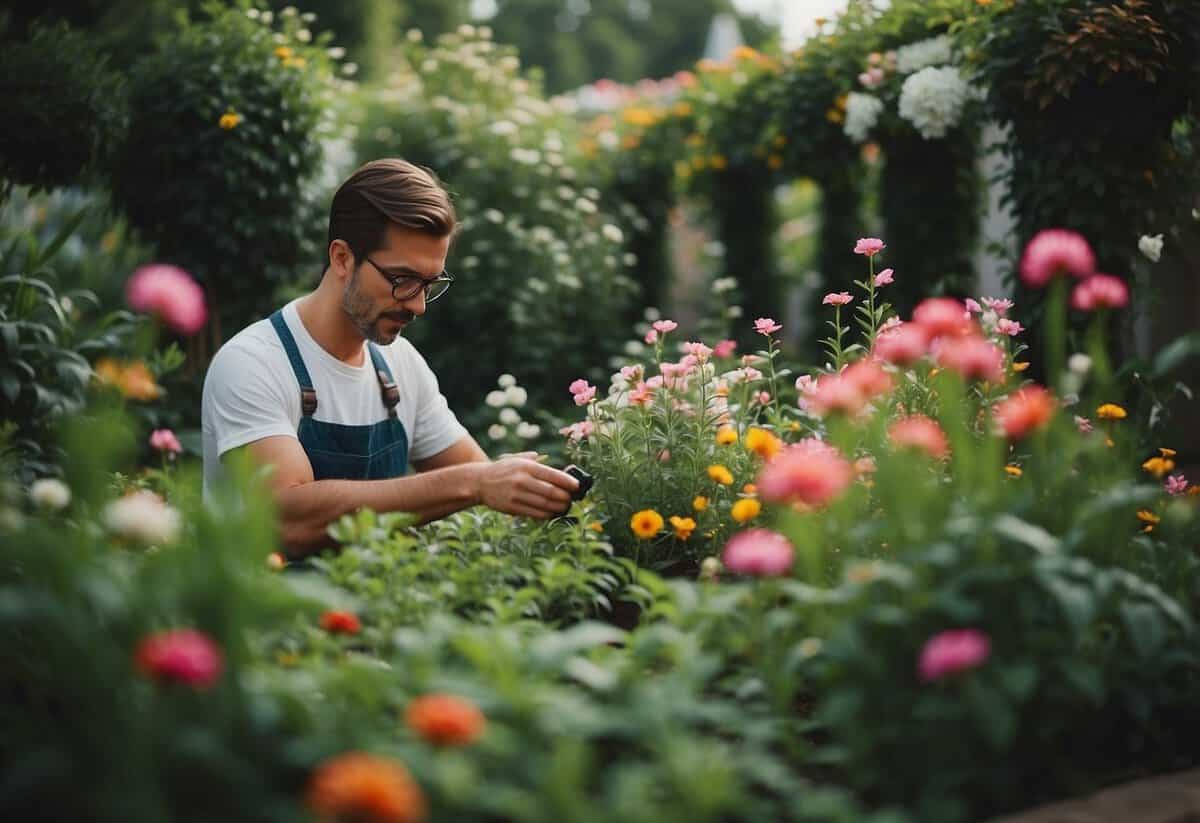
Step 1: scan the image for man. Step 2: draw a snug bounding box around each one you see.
[201,158,578,557]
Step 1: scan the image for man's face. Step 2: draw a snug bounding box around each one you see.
[340,224,451,346]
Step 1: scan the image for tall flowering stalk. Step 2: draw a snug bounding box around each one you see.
[853,238,890,348]
[821,292,854,369]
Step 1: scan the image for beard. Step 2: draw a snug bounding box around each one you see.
[342,269,415,345]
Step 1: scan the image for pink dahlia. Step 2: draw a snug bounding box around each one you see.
[875,323,930,367]
[912,298,973,339]
[135,628,223,688]
[722,529,795,577]
[888,415,949,459]
[934,335,1005,383]
[1019,229,1095,287]
[758,441,854,506]
[918,629,991,682]
[125,264,208,335]
[1071,274,1130,311]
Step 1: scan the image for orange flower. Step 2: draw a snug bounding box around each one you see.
[588,522,604,533]
[993,385,1055,440]
[405,694,486,746]
[1004,465,1023,478]
[707,465,734,485]
[744,427,782,459]
[742,483,757,495]
[95,358,163,401]
[630,509,664,539]
[267,552,286,571]
[716,426,738,446]
[1136,509,1161,524]
[307,751,426,823]
[1142,456,1175,479]
[218,111,242,130]
[320,610,361,635]
[692,495,709,512]
[669,515,696,540]
[1096,403,1127,420]
[730,498,761,523]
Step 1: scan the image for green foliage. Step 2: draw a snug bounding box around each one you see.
[107,1,345,344]
[0,19,124,194]
[354,27,639,422]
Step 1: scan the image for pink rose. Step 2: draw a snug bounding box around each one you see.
[644,329,658,345]
[722,529,795,577]
[996,318,1024,337]
[1165,474,1189,496]
[934,335,1006,383]
[993,385,1056,440]
[875,323,930,367]
[980,297,1014,315]
[913,297,973,339]
[125,264,208,335]
[683,341,713,361]
[918,629,991,682]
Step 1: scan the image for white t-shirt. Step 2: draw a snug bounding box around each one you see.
[201,298,467,493]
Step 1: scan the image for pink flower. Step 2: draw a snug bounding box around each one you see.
[993,385,1056,439]
[854,456,877,475]
[843,358,893,398]
[149,429,182,455]
[912,298,973,339]
[758,441,854,506]
[559,421,594,441]
[125,264,208,335]
[135,628,223,688]
[874,268,894,286]
[1165,474,1189,496]
[569,379,596,406]
[644,329,658,344]
[823,292,853,306]
[795,374,817,394]
[659,362,691,391]
[918,629,991,682]
[807,373,866,417]
[964,298,983,314]
[754,391,771,405]
[880,316,902,333]
[713,339,737,359]
[888,415,949,459]
[620,365,643,383]
[683,341,713,361]
[734,367,764,383]
[722,529,795,577]
[645,375,664,389]
[875,323,930,367]
[754,317,782,335]
[1019,229,1096,287]
[1075,415,1093,434]
[1071,274,1130,311]
[853,237,886,257]
[981,297,1014,315]
[629,382,654,406]
[996,318,1024,337]
[934,335,1005,383]
[652,319,678,334]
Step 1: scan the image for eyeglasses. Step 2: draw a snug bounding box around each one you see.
[364,256,454,303]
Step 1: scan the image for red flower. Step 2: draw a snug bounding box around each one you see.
[135,629,223,688]
[307,751,426,823]
[405,694,487,746]
[320,610,362,635]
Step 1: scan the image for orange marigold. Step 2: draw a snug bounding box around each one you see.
[307,751,426,823]
[744,427,782,459]
[405,694,486,746]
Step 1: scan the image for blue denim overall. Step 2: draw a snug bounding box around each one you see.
[269,310,409,480]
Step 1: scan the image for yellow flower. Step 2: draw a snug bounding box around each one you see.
[267,552,286,571]
[716,426,738,446]
[1159,447,1177,458]
[1136,509,1161,524]
[732,45,760,62]
[692,155,708,171]
[707,465,734,485]
[1105,437,1115,448]
[744,427,782,460]
[730,498,761,523]
[621,107,659,127]
[284,56,307,69]
[588,522,604,533]
[692,495,709,512]
[274,45,294,61]
[669,515,697,540]
[219,111,242,130]
[1142,456,1175,479]
[1012,361,1030,372]
[671,101,693,117]
[711,154,728,171]
[630,509,664,539]
[1097,403,1127,420]
[1005,465,1023,478]
[685,133,704,147]
[95,358,162,401]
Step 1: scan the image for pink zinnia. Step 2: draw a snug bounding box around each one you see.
[754,317,782,335]
[888,415,949,459]
[913,297,973,339]
[993,385,1056,440]
[713,339,737,359]
[918,629,991,682]
[996,318,1024,337]
[934,335,1005,383]
[125,264,208,335]
[758,441,854,506]
[683,341,713,361]
[1019,229,1096,287]
[853,237,886,257]
[754,391,771,405]
[807,373,866,417]
[823,292,853,306]
[135,628,223,688]
[1071,274,1130,311]
[652,319,678,334]
[874,268,894,286]
[149,428,182,455]
[1165,474,1189,496]
[875,323,930,367]
[843,358,894,398]
[722,529,795,577]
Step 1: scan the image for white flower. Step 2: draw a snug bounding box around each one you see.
[341,62,358,76]
[29,478,70,510]
[843,92,884,143]
[712,277,738,294]
[104,491,181,545]
[504,386,528,407]
[727,305,743,318]
[484,208,505,224]
[281,5,297,16]
[510,148,541,165]
[458,23,476,37]
[487,424,507,441]
[574,198,597,214]
[895,35,953,74]
[555,272,582,289]
[296,28,312,42]
[406,28,423,42]
[301,12,316,23]
[485,390,507,407]
[516,422,541,439]
[643,306,661,321]
[327,46,346,59]
[490,120,518,136]
[497,373,517,388]
[601,224,624,244]
[246,8,260,19]
[1139,233,1164,262]
[1068,353,1092,375]
[624,340,646,356]
[898,66,970,139]
[260,10,273,23]
[622,253,637,266]
[499,407,521,425]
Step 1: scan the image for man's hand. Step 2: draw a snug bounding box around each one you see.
[474,452,579,519]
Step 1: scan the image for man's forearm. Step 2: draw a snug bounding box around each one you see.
[274,463,482,557]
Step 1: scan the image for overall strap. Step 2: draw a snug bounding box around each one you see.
[269,310,318,417]
[367,343,401,419]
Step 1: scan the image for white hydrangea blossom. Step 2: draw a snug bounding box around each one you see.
[898,67,970,139]
[487,424,507,441]
[485,390,507,407]
[601,224,624,244]
[504,386,528,407]
[499,407,521,425]
[843,93,884,143]
[895,35,954,75]
[497,374,517,388]
[516,422,541,439]
[104,491,181,545]
[29,478,70,510]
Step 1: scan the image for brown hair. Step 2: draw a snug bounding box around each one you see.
[327,158,457,263]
